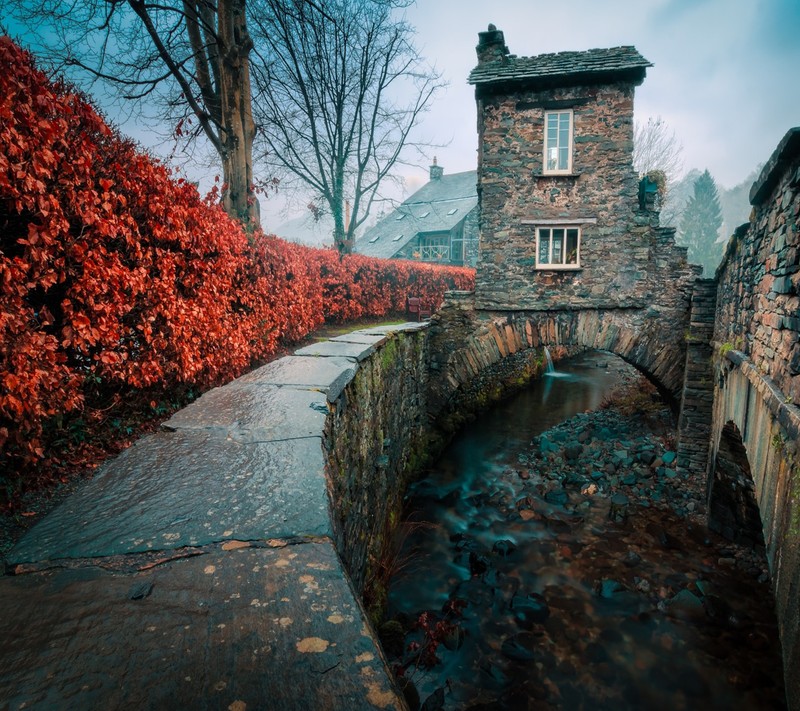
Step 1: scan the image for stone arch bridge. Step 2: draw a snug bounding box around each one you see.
[426,279,712,473]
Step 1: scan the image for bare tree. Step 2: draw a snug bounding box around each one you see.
[633,116,684,179]
[633,116,685,224]
[2,0,259,228]
[249,0,443,254]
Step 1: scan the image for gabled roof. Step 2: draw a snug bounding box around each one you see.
[355,170,477,259]
[469,46,651,89]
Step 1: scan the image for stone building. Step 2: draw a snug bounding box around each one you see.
[468,26,660,309]
[355,162,479,267]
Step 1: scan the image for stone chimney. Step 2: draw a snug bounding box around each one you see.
[476,24,509,64]
[430,156,443,181]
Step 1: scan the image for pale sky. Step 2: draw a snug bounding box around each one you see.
[4,0,799,225]
[399,0,800,195]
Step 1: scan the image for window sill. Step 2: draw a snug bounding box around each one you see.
[534,266,582,271]
[537,172,581,178]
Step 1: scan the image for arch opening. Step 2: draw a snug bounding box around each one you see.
[588,347,679,414]
[708,421,766,555]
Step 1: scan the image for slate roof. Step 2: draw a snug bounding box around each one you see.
[355,170,477,260]
[469,46,651,88]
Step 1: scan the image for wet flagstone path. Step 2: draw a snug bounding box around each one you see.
[0,325,420,711]
[386,352,785,710]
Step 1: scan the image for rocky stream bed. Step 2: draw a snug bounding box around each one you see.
[384,354,786,711]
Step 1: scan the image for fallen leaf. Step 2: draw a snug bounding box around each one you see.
[296,637,329,653]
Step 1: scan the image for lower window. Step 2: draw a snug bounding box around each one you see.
[536,227,580,269]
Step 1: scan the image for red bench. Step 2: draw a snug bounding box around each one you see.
[406,296,432,321]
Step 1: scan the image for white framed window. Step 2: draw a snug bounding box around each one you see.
[543,109,573,174]
[536,226,580,269]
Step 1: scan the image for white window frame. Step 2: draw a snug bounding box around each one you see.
[535,226,581,270]
[543,109,574,175]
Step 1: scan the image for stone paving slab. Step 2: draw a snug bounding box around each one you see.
[8,432,330,565]
[163,383,328,440]
[330,333,388,346]
[233,354,358,387]
[358,322,429,335]
[0,542,402,711]
[293,340,378,361]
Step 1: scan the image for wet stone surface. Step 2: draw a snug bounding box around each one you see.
[387,352,785,710]
[8,427,331,565]
[293,340,378,361]
[163,383,329,440]
[233,354,357,387]
[330,333,390,346]
[0,541,401,710]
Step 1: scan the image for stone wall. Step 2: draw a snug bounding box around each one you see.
[710,353,800,709]
[474,77,700,311]
[323,325,432,613]
[676,279,718,477]
[710,128,800,709]
[715,128,800,403]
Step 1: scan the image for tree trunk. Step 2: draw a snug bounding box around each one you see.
[332,200,349,255]
[218,0,259,229]
[331,169,350,254]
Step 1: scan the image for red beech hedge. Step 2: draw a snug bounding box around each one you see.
[0,37,474,473]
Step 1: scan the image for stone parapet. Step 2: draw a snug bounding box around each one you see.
[715,126,800,406]
[323,324,432,611]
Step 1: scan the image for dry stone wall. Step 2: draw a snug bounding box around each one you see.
[675,279,718,478]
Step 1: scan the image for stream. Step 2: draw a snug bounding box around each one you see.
[385,350,785,711]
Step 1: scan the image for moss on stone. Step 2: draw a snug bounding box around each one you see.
[379,336,399,370]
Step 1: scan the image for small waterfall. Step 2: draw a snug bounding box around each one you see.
[544,346,555,374]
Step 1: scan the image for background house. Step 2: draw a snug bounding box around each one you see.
[355,161,479,266]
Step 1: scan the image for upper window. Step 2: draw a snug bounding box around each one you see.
[536,226,580,269]
[543,110,573,174]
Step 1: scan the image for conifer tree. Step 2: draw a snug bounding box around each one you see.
[679,169,724,275]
